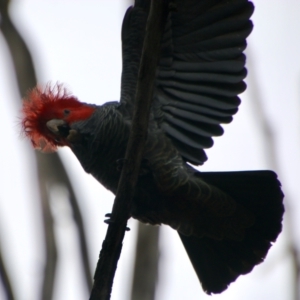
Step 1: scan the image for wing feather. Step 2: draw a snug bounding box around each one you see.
[120,0,254,164]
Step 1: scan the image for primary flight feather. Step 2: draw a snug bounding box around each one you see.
[22,0,284,294]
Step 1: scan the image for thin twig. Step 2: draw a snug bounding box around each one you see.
[89,1,169,299]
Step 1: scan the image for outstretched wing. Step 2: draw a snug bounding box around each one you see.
[120,0,254,165]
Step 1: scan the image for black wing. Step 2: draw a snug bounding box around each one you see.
[120,0,254,165]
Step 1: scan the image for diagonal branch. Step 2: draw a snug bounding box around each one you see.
[89,1,169,299]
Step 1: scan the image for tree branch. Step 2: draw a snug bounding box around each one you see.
[89,1,169,299]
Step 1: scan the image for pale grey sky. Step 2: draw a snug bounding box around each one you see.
[0,1,299,299]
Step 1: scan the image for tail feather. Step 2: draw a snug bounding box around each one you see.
[179,170,284,294]
[199,170,284,241]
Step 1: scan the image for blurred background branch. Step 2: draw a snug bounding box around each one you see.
[247,48,300,300]
[0,246,15,300]
[0,0,92,298]
[131,224,159,300]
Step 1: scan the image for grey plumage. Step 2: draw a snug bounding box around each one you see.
[38,0,284,294]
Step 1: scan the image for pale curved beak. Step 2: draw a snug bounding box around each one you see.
[46,119,67,134]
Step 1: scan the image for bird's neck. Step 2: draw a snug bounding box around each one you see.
[70,103,130,193]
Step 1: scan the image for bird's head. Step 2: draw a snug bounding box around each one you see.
[21,84,96,152]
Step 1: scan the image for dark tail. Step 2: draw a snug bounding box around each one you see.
[179,170,284,294]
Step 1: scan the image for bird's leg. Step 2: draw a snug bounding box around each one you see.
[116,158,150,176]
[139,159,151,176]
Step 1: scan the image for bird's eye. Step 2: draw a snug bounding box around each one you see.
[64,109,70,116]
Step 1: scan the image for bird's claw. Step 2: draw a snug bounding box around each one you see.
[104,213,130,231]
[104,219,114,225]
[104,213,113,225]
